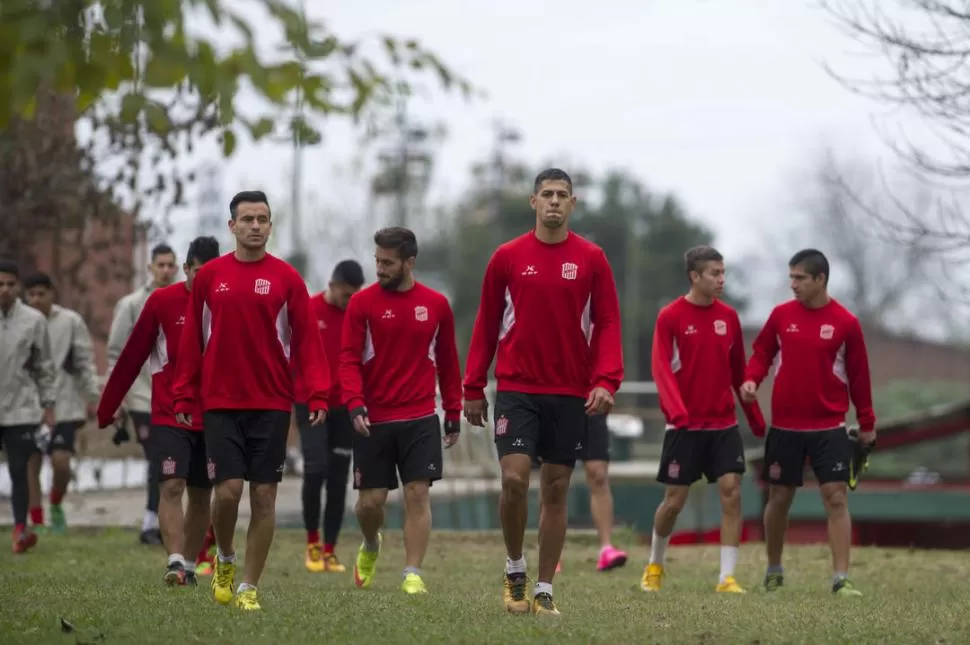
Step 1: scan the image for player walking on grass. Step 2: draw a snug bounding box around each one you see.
[23,273,100,535]
[463,168,624,617]
[340,227,462,595]
[98,237,221,587]
[0,260,57,554]
[741,249,876,597]
[643,246,766,593]
[173,191,331,611]
[293,259,364,573]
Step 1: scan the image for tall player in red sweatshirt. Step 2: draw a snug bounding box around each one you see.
[463,168,624,617]
[172,191,331,612]
[644,246,765,594]
[741,249,876,597]
[97,236,221,586]
[340,227,462,595]
[293,259,364,574]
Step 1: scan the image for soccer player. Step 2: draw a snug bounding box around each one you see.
[172,191,331,611]
[23,273,100,534]
[463,168,624,616]
[107,242,178,545]
[642,246,766,593]
[294,259,365,573]
[340,227,462,594]
[98,236,221,586]
[0,260,57,553]
[740,248,876,597]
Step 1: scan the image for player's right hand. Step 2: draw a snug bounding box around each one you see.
[740,380,758,403]
[350,406,370,437]
[176,412,192,427]
[463,399,488,427]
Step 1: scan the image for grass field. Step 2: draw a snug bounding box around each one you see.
[2,529,969,645]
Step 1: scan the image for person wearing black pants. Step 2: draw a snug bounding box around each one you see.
[129,411,162,544]
[0,260,58,554]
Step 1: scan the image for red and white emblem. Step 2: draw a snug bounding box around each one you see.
[207,459,216,481]
[769,462,781,480]
[561,262,578,280]
[667,461,680,479]
[714,320,727,336]
[162,458,176,476]
[495,415,508,437]
[414,306,428,322]
[354,468,362,487]
[819,324,834,340]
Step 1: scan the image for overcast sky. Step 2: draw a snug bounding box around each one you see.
[157,0,933,299]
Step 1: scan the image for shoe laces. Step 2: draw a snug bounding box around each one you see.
[534,592,555,610]
[506,573,527,601]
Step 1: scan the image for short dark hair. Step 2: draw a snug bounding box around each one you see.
[789,248,829,285]
[331,259,365,287]
[151,243,175,260]
[229,190,271,220]
[374,227,418,260]
[22,272,54,291]
[684,245,724,280]
[186,236,220,266]
[0,260,19,278]
[533,168,573,195]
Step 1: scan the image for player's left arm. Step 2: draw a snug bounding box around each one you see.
[434,298,463,445]
[730,310,766,437]
[844,318,876,434]
[287,274,331,422]
[589,248,624,395]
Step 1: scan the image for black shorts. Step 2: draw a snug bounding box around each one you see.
[203,409,291,484]
[583,414,610,463]
[657,426,746,486]
[494,392,588,467]
[762,426,852,487]
[48,421,84,455]
[153,425,211,489]
[295,404,354,476]
[352,414,443,491]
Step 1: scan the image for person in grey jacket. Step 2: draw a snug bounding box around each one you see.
[0,260,57,554]
[23,273,100,534]
[106,243,178,545]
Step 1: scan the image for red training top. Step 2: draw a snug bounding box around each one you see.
[293,293,345,409]
[172,253,331,415]
[98,282,202,431]
[745,298,876,432]
[651,296,765,435]
[339,281,461,424]
[463,231,624,401]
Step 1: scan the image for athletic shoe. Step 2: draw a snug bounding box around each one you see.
[833,578,863,597]
[49,504,67,535]
[503,572,530,613]
[531,592,560,616]
[195,560,214,576]
[640,563,664,591]
[163,562,186,586]
[353,533,382,588]
[596,545,628,571]
[12,527,38,554]
[401,572,427,594]
[211,558,236,604]
[716,576,745,593]
[764,572,784,591]
[235,588,260,610]
[323,552,346,573]
[305,543,325,572]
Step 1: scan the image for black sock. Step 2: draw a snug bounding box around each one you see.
[3,427,33,525]
[323,456,350,545]
[302,471,325,534]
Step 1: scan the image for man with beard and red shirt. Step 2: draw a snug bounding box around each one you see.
[340,227,462,595]
[643,245,765,594]
[98,236,221,586]
[293,259,365,573]
[172,191,331,612]
[463,168,624,617]
[741,248,876,597]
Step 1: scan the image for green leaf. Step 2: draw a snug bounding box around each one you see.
[249,117,275,140]
[144,52,188,87]
[221,128,236,156]
[120,93,147,124]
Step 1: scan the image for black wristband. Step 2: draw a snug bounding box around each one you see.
[350,406,367,420]
[444,419,461,435]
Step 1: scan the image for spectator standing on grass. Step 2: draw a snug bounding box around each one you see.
[0,260,57,554]
[106,242,179,545]
[22,272,100,535]
[339,228,462,595]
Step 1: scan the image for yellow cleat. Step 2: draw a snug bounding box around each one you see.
[401,572,427,594]
[531,592,560,616]
[211,558,236,605]
[503,572,530,614]
[234,588,261,611]
[195,561,214,576]
[305,544,325,573]
[716,576,746,593]
[324,552,346,573]
[353,533,382,589]
[640,563,664,592]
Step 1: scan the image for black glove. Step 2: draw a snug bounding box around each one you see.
[444,419,461,436]
[112,411,131,445]
[350,406,367,421]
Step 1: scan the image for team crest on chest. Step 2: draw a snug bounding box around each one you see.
[414,306,428,322]
[254,278,271,295]
[819,324,834,340]
[713,320,727,336]
[561,262,578,280]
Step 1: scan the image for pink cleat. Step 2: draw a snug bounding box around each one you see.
[596,545,628,572]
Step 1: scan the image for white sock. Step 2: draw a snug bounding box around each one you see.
[237,582,256,593]
[142,511,158,531]
[534,581,553,597]
[217,548,236,563]
[649,530,669,565]
[505,556,527,575]
[719,546,739,583]
[167,553,185,567]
